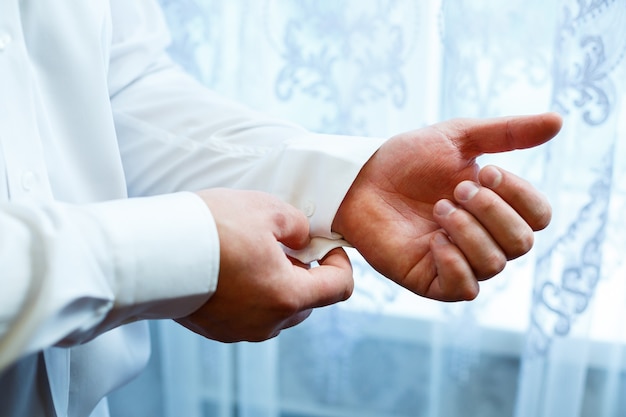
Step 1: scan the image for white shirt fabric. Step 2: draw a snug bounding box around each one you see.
[0,1,383,416]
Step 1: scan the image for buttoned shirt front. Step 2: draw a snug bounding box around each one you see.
[0,1,383,416]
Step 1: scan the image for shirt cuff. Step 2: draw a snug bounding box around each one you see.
[85,192,219,322]
[292,133,385,240]
[283,236,350,264]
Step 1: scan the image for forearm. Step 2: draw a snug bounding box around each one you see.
[108,0,384,255]
[0,192,218,371]
[112,59,385,239]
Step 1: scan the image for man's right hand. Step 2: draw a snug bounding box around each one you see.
[176,189,354,342]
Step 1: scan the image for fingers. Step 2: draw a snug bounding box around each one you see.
[432,165,550,281]
[433,199,508,280]
[440,112,562,157]
[428,233,480,301]
[190,188,353,343]
[197,188,312,251]
[268,248,353,337]
[479,165,551,230]
[295,247,354,309]
[267,199,312,250]
[453,181,534,260]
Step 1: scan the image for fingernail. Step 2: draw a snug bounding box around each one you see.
[434,199,456,217]
[455,181,479,202]
[481,165,502,188]
[433,233,450,246]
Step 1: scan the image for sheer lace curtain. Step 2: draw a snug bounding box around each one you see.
[108,1,626,416]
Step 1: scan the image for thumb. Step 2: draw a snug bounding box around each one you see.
[444,112,562,158]
[297,247,354,309]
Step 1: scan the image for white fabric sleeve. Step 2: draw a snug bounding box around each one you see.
[108,0,385,262]
[0,192,219,371]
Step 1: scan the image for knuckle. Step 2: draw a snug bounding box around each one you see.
[270,202,308,235]
[343,280,355,300]
[480,194,501,217]
[250,329,281,343]
[460,283,479,301]
[271,209,289,231]
[479,251,507,279]
[532,205,552,231]
[508,230,534,259]
[445,206,471,230]
[274,295,301,317]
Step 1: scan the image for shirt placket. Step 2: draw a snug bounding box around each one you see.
[0,0,53,203]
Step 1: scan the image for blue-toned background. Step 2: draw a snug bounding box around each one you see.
[110,1,626,416]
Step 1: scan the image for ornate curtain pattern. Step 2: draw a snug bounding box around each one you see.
[108,1,626,417]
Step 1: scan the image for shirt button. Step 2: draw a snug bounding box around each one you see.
[21,171,37,192]
[302,200,315,217]
[0,32,12,52]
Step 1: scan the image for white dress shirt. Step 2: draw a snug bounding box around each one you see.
[0,1,383,416]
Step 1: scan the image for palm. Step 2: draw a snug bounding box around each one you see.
[332,114,562,300]
[335,126,478,292]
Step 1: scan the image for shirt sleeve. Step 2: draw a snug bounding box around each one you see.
[108,0,386,261]
[0,192,219,371]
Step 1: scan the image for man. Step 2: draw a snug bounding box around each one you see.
[0,1,561,416]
